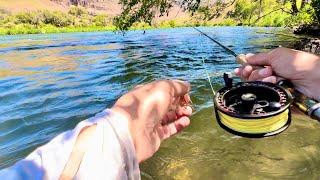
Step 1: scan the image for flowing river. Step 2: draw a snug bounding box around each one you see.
[0,27,320,179]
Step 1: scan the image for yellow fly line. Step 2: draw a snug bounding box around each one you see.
[218,109,289,134]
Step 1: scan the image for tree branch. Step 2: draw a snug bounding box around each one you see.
[252,8,282,24]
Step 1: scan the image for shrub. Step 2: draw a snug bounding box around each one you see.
[68,6,88,17]
[15,11,44,26]
[130,21,151,29]
[93,14,110,26]
[221,18,237,26]
[79,18,91,27]
[42,10,73,27]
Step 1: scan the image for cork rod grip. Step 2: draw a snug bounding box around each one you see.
[236,54,248,66]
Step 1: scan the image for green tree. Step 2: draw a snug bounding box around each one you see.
[114,0,319,30]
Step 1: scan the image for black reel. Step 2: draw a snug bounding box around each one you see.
[214,73,293,138]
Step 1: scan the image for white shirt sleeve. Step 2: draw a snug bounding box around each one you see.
[0,109,140,180]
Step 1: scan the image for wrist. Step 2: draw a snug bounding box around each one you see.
[103,108,141,178]
[109,106,142,162]
[306,55,320,101]
[110,106,156,163]
[311,55,320,81]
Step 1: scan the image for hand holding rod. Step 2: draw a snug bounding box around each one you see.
[193,27,320,121]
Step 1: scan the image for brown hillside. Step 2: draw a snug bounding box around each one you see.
[0,0,68,12]
[0,0,189,19]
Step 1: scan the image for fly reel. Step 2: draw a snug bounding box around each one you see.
[214,74,293,138]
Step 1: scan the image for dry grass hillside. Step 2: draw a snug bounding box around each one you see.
[0,0,189,19]
[0,0,68,12]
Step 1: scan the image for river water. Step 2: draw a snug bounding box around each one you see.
[0,27,320,179]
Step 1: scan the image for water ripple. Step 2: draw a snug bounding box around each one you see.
[1,27,319,179]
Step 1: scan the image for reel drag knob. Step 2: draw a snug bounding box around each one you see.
[269,102,282,111]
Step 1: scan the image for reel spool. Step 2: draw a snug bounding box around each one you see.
[214,74,293,138]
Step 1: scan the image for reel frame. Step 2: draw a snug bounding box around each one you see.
[214,78,293,138]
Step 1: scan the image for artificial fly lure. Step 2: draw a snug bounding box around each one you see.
[193,27,320,138]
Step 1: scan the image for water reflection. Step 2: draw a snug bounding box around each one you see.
[0,27,319,179]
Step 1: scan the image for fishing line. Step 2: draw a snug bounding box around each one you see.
[201,57,216,96]
[198,30,216,97]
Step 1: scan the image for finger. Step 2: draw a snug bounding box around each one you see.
[241,65,253,80]
[162,105,192,125]
[171,95,191,112]
[172,80,191,97]
[246,52,272,66]
[176,105,193,117]
[154,80,191,98]
[132,84,144,90]
[162,110,178,125]
[246,53,255,58]
[160,116,190,140]
[248,66,273,81]
[261,76,277,83]
[170,80,191,98]
[171,96,181,109]
[182,94,192,104]
[234,67,242,76]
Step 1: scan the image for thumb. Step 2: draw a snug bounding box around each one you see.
[246,52,272,66]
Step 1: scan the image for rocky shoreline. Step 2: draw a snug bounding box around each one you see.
[293,24,320,54]
[293,38,320,54]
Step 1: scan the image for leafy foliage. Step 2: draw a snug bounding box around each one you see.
[115,0,319,29]
[311,0,320,23]
[114,0,201,31]
[0,0,318,35]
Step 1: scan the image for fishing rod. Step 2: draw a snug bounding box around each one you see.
[193,27,320,137]
[193,27,257,68]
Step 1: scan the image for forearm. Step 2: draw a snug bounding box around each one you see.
[313,55,320,85]
[312,56,320,101]
[59,125,97,179]
[0,109,140,180]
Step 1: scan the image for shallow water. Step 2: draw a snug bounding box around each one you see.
[0,27,319,179]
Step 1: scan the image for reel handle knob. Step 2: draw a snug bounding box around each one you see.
[241,93,257,113]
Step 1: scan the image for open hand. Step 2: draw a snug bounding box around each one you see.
[111,80,192,162]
